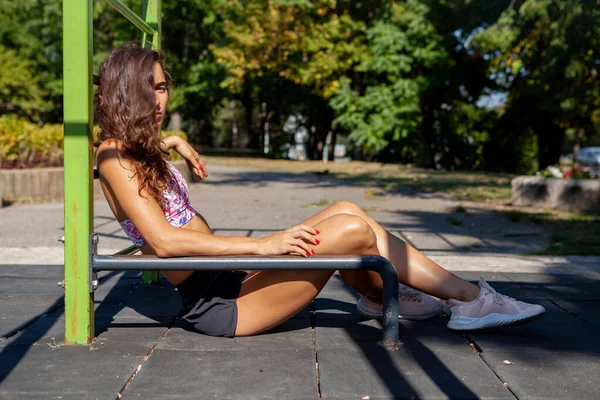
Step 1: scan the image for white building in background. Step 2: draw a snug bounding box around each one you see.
[281,113,350,162]
[283,113,309,160]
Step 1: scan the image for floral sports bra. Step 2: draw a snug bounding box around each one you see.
[119,161,197,246]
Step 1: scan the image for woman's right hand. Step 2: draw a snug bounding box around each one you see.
[257,224,320,257]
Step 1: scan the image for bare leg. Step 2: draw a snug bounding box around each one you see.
[296,201,480,303]
[235,213,378,336]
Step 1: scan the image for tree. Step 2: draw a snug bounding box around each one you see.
[0,0,62,121]
[473,0,600,169]
[0,45,47,119]
[330,1,446,163]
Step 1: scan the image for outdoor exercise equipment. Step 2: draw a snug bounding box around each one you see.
[62,0,399,348]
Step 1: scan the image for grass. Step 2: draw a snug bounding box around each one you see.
[453,205,468,214]
[364,188,386,200]
[300,200,335,208]
[461,244,482,252]
[203,156,514,203]
[361,206,392,213]
[499,209,600,256]
[446,216,464,226]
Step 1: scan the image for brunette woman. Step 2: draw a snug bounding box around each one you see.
[95,43,545,338]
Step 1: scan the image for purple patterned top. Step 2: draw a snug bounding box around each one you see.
[119,161,197,246]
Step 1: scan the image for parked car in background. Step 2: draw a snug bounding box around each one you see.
[577,147,600,167]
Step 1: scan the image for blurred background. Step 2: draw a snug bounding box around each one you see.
[0,0,599,175]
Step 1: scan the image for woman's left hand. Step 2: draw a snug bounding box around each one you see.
[164,136,208,180]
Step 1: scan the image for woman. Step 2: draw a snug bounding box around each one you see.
[96,43,545,338]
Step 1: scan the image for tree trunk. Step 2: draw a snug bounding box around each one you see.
[327,126,338,162]
[418,93,436,168]
[230,100,238,148]
[242,81,258,149]
[167,111,182,132]
[572,127,582,167]
[537,121,565,170]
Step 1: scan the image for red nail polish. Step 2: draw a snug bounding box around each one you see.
[315,229,320,234]
[306,251,310,257]
[311,249,315,255]
[316,239,320,245]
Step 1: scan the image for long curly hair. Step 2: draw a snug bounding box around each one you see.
[96,43,172,208]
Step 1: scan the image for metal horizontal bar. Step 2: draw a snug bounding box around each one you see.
[94,254,389,272]
[104,0,155,36]
[93,253,399,346]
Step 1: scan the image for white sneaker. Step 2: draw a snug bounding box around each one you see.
[447,278,545,331]
[357,284,443,320]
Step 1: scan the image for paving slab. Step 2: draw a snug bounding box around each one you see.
[94,281,181,319]
[479,350,600,400]
[124,348,319,399]
[0,294,63,337]
[553,299,600,327]
[313,317,518,399]
[0,277,65,295]
[318,314,475,347]
[0,264,63,278]
[0,341,149,399]
[501,273,600,301]
[317,344,513,400]
[401,231,458,252]
[314,273,361,320]
[468,320,600,355]
[164,318,313,351]
[2,313,108,347]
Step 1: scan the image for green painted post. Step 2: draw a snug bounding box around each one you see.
[63,0,94,344]
[141,0,162,284]
[142,0,161,49]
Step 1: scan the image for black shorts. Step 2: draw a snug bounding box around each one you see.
[176,270,248,337]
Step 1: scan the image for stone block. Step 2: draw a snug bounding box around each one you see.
[0,161,191,200]
[512,176,600,211]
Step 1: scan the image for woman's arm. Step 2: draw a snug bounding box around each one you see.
[97,142,317,258]
[161,135,208,180]
[160,135,182,151]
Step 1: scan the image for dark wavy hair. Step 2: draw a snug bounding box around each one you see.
[96,42,172,208]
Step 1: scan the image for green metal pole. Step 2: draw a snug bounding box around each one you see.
[63,0,94,344]
[104,0,156,36]
[142,0,161,49]
[141,0,162,284]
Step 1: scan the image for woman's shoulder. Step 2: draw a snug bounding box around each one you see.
[97,138,124,154]
[96,139,132,173]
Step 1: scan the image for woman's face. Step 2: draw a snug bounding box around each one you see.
[153,62,169,127]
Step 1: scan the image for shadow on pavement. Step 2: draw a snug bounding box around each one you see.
[0,270,175,384]
[1,259,599,397]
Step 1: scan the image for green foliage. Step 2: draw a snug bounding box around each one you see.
[434,103,494,170]
[331,76,421,154]
[331,1,446,156]
[0,0,62,121]
[1,0,598,175]
[0,115,187,168]
[503,210,600,256]
[473,0,600,168]
[0,115,63,168]
[0,45,48,119]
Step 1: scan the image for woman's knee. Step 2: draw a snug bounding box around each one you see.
[331,200,363,216]
[331,214,377,253]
